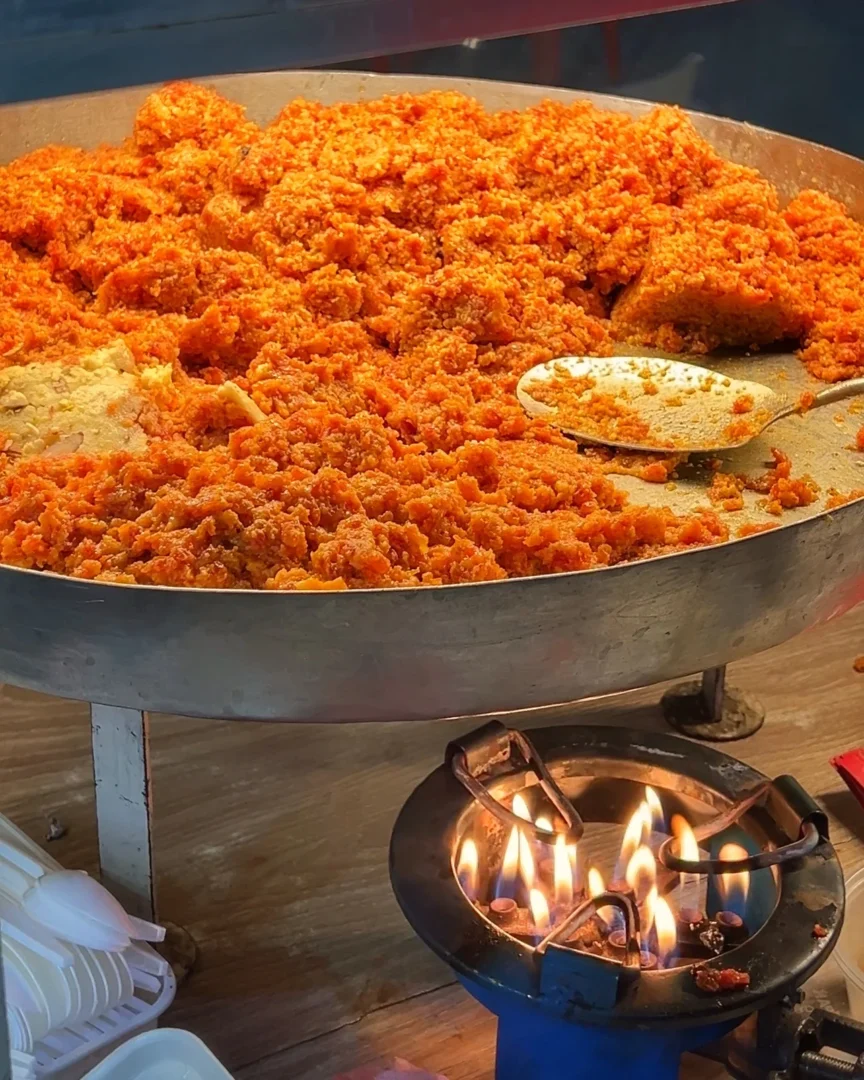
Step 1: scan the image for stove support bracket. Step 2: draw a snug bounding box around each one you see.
[722,1002,864,1078]
[661,664,766,741]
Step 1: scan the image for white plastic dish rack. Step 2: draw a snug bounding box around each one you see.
[0,812,176,1080]
[25,968,176,1080]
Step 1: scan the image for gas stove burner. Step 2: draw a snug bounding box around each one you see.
[390,723,858,1080]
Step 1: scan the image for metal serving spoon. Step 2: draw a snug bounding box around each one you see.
[516,355,864,454]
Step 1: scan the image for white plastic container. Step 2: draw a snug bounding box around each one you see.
[82,1029,233,1080]
[836,866,864,1021]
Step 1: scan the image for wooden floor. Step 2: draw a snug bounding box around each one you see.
[3,606,864,1079]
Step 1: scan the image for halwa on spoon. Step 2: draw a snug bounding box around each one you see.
[516,355,864,454]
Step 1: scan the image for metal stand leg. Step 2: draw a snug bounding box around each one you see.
[90,704,196,982]
[90,704,154,921]
[661,665,765,742]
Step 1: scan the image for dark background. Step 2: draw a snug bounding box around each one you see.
[0,0,861,157]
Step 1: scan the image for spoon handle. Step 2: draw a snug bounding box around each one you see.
[808,377,864,409]
[773,376,864,422]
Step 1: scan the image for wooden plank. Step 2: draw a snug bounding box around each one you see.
[1,603,864,1077]
[234,983,494,1080]
[0,683,97,874]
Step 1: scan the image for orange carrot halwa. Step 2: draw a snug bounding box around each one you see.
[0,83,859,589]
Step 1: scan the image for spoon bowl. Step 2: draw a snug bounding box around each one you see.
[22,870,164,952]
[516,355,864,454]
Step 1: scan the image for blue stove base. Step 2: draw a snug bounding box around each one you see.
[460,977,738,1080]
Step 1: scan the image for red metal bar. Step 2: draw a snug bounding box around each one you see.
[530,29,563,86]
[603,21,622,83]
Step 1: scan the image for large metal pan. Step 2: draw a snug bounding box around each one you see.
[1,71,863,722]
